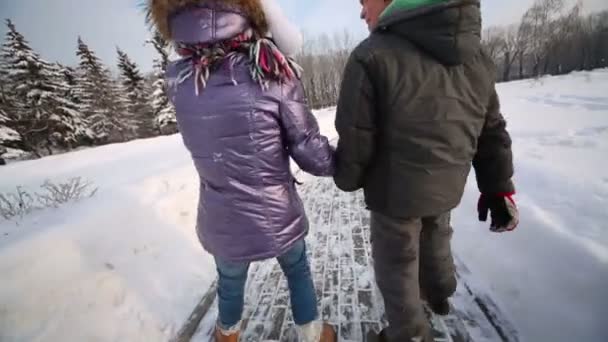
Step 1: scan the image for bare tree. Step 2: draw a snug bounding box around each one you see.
[295,30,357,109]
[516,20,532,79]
[482,26,505,63]
[500,25,522,81]
[482,0,608,81]
[520,0,565,77]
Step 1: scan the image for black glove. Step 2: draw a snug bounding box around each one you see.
[478,193,519,232]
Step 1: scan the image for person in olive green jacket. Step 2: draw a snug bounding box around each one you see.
[334,0,519,341]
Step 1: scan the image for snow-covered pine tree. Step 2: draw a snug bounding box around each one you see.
[1,19,84,157]
[1,19,48,156]
[116,47,154,138]
[0,48,25,163]
[50,62,93,147]
[0,109,21,164]
[76,37,131,143]
[0,51,19,162]
[0,42,9,103]
[0,62,26,163]
[147,31,177,135]
[0,44,11,119]
[57,64,82,111]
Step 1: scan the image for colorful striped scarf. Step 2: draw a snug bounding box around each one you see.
[175,32,303,95]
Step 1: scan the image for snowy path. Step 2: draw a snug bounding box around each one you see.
[189,177,518,342]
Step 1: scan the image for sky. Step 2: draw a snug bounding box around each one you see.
[1,0,607,72]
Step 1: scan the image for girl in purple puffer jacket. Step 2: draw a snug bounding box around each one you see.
[146,1,336,341]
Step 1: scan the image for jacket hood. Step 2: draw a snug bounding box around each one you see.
[146,0,268,42]
[376,0,482,66]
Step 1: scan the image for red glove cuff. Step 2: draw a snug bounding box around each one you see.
[495,192,516,205]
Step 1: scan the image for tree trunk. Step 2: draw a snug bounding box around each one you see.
[502,51,512,82]
[542,55,551,75]
[22,139,42,159]
[579,48,587,70]
[518,52,524,79]
[533,55,541,78]
[45,138,56,156]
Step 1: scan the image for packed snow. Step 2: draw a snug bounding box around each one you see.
[1,69,607,342]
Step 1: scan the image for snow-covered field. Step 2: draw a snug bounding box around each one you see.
[452,70,608,342]
[1,69,607,342]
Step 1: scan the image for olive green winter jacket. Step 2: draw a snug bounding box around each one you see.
[334,0,514,218]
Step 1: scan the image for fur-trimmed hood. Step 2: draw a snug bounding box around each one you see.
[146,0,268,41]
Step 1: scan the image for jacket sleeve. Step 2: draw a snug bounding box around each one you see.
[333,52,377,192]
[260,0,302,57]
[473,88,515,194]
[279,79,335,176]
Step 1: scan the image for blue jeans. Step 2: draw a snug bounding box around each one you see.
[214,239,318,329]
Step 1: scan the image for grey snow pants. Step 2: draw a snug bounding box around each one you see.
[371,211,457,342]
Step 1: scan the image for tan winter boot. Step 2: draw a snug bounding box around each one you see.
[297,322,336,342]
[319,323,337,342]
[214,326,239,342]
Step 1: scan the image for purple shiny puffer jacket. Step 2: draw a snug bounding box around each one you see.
[165,3,334,262]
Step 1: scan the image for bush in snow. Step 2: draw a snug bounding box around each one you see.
[0,177,97,220]
[0,186,35,220]
[36,177,98,209]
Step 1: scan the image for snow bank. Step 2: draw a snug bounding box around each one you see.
[1,135,215,342]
